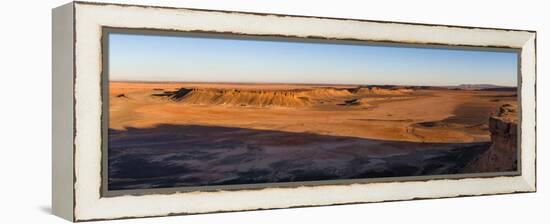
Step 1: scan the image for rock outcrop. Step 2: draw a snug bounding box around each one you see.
[351,86,413,95]
[467,104,518,172]
[164,88,312,107]
[154,88,350,107]
[153,86,413,107]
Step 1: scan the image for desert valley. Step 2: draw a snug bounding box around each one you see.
[108,81,518,190]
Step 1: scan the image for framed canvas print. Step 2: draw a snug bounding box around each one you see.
[52,1,537,222]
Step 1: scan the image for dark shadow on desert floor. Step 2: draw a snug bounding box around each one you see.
[108,124,491,190]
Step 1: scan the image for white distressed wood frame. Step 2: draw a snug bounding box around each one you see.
[52,1,536,222]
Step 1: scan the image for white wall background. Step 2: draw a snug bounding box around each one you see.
[0,0,546,223]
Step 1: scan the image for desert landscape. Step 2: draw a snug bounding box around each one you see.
[107,81,518,190]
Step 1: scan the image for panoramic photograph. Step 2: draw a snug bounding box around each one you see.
[106,32,519,191]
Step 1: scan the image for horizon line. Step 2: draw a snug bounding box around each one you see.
[109,79,517,88]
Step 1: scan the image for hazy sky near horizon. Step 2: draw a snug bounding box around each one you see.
[109,33,518,86]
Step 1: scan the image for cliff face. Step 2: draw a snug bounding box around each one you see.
[152,87,414,107]
[468,104,518,172]
[155,88,313,107]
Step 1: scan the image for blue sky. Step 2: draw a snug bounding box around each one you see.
[109,33,518,86]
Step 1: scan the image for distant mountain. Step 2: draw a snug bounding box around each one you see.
[458,84,500,89]
[361,84,515,91]
[453,84,516,91]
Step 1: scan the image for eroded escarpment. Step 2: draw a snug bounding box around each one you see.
[153,88,318,107]
[152,86,412,107]
[467,103,518,172]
